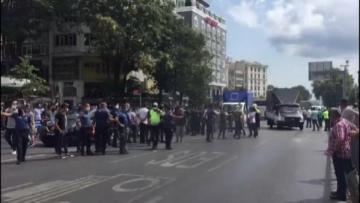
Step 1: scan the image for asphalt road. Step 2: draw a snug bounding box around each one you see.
[1,125,341,203]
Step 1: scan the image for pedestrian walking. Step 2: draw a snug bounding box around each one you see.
[162,106,176,150]
[148,102,164,150]
[311,107,319,131]
[227,110,233,133]
[128,107,138,143]
[2,107,31,165]
[79,103,94,156]
[3,101,18,155]
[248,107,258,138]
[326,108,359,201]
[217,109,227,139]
[54,104,69,159]
[94,102,112,155]
[253,104,261,130]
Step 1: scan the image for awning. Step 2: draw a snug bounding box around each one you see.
[1,76,30,88]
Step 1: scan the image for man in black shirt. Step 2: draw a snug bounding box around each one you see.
[54,104,68,159]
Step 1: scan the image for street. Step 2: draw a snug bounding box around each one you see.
[1,125,338,203]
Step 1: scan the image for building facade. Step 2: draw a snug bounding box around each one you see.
[174,0,227,101]
[227,60,268,99]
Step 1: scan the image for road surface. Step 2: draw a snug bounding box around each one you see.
[1,125,340,203]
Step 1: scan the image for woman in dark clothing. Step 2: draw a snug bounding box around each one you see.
[2,108,31,165]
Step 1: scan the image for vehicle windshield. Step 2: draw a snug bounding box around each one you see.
[279,105,299,113]
[223,103,244,112]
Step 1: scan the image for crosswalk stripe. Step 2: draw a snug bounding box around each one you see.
[20,177,111,203]
[1,183,34,192]
[4,176,97,203]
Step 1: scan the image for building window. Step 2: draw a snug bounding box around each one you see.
[84,33,96,46]
[55,34,77,46]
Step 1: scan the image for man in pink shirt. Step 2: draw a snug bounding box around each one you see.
[326,108,359,201]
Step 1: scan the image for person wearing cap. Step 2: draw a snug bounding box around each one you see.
[326,108,359,201]
[148,102,164,150]
[252,103,261,130]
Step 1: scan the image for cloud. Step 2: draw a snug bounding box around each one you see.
[228,1,259,28]
[228,0,359,59]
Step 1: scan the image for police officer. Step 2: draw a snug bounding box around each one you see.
[79,103,94,156]
[2,107,31,165]
[148,102,164,150]
[94,102,112,155]
[116,103,129,154]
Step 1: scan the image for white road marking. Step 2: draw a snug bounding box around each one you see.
[145,196,164,203]
[126,178,176,203]
[1,182,34,192]
[1,154,51,164]
[113,177,161,192]
[207,155,239,172]
[2,175,117,203]
[110,151,157,164]
[176,152,224,169]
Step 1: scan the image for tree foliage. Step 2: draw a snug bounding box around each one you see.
[9,56,49,97]
[312,68,355,107]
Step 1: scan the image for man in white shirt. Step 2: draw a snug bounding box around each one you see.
[137,105,149,144]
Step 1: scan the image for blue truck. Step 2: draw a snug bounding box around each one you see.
[222,91,254,112]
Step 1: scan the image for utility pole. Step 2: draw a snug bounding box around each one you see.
[340,60,349,99]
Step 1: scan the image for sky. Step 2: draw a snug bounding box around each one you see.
[208,0,359,91]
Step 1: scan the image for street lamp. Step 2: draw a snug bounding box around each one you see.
[339,60,349,99]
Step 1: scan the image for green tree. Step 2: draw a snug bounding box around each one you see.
[1,0,51,61]
[291,85,312,102]
[9,56,49,97]
[312,68,355,107]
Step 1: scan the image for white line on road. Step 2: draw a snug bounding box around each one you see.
[207,155,239,172]
[109,151,157,164]
[1,154,52,164]
[145,196,164,203]
[1,182,33,192]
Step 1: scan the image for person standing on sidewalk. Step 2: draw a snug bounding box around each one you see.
[326,108,359,201]
[148,102,164,150]
[3,101,18,155]
[2,107,31,165]
[54,104,69,159]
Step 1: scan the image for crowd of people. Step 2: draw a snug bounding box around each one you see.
[302,106,331,131]
[1,100,262,165]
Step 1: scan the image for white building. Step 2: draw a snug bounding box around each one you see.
[174,0,227,101]
[227,60,268,99]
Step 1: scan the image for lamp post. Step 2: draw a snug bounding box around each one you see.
[339,60,349,99]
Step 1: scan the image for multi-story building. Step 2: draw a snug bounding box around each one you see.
[174,0,227,101]
[227,60,268,99]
